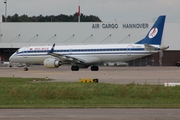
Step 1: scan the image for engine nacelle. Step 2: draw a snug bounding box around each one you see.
[43,58,62,68]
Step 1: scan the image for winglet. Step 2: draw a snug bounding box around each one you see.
[49,43,55,53]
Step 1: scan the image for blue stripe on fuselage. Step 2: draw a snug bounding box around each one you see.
[15,47,158,57]
[17,48,145,54]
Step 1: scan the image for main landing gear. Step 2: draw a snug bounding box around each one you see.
[91,65,99,71]
[23,67,28,71]
[71,65,99,71]
[71,65,79,71]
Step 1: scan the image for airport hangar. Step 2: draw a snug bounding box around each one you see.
[0,15,180,66]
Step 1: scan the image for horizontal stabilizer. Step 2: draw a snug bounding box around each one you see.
[144,44,158,51]
[160,46,169,50]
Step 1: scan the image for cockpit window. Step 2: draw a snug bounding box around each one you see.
[16,50,19,54]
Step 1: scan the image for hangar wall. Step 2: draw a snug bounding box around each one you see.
[0,22,150,47]
[0,22,179,50]
[0,20,180,65]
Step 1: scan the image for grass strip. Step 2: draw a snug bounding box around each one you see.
[0,77,180,108]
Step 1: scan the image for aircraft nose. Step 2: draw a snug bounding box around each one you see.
[9,54,14,62]
[9,55,13,62]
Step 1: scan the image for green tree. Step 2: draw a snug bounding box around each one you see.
[3,13,102,22]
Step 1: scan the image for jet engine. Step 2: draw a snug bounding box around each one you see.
[43,58,62,68]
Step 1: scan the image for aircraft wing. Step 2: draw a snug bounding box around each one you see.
[48,52,85,64]
[48,44,86,64]
[48,52,101,64]
[47,43,68,61]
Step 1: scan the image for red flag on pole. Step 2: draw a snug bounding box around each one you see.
[78,6,80,22]
[78,6,80,16]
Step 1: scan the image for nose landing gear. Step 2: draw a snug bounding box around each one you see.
[23,67,28,71]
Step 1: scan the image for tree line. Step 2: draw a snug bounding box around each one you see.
[2,13,102,22]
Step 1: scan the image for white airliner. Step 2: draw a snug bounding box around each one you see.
[9,15,168,71]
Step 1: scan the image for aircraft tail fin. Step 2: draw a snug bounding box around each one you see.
[136,15,166,45]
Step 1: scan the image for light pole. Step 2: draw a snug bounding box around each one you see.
[4,0,7,22]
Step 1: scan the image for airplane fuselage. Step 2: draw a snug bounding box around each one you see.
[10,43,159,65]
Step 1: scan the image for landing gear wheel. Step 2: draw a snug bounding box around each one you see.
[71,65,79,71]
[176,63,180,67]
[24,67,28,71]
[91,66,99,71]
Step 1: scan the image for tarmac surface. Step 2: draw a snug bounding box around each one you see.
[0,109,180,120]
[0,66,180,119]
[1,65,180,84]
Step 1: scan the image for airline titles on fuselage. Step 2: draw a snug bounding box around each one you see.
[30,47,49,50]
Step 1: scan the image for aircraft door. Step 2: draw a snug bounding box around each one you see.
[126,44,132,56]
[69,48,72,54]
[23,47,29,58]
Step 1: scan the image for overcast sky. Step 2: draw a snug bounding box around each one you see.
[0,0,180,22]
